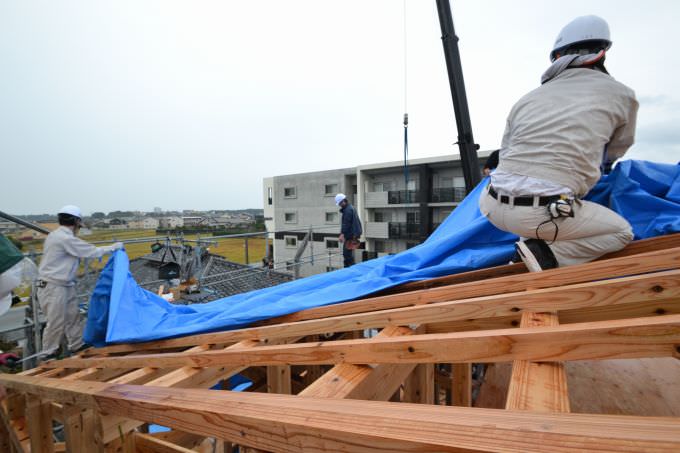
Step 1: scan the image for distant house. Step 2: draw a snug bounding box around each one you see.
[182,216,204,227]
[128,217,160,230]
[0,220,22,235]
[108,218,128,230]
[159,216,184,229]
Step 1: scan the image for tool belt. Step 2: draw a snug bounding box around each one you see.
[488,185,571,207]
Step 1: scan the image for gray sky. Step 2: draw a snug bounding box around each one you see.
[2,0,679,215]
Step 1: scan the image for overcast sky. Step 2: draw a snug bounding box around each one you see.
[2,0,679,215]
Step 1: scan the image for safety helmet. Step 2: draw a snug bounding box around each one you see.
[334,193,347,206]
[550,15,611,62]
[58,205,82,219]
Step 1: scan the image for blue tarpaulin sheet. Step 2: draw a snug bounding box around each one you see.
[84,160,680,345]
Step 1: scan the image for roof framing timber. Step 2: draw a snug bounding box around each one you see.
[2,233,680,452]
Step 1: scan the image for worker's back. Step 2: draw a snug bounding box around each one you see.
[497,68,637,196]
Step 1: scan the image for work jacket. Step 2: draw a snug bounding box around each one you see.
[38,226,111,286]
[496,67,638,197]
[340,204,362,239]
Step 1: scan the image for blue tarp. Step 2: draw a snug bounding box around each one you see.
[84,160,680,345]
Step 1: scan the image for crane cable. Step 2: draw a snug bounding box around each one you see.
[402,0,410,203]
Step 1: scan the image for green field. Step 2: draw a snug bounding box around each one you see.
[17,229,266,273]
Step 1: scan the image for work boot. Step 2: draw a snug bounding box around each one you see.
[69,343,91,356]
[515,239,558,272]
[39,351,59,363]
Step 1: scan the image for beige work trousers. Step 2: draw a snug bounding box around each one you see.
[37,283,84,355]
[479,186,633,267]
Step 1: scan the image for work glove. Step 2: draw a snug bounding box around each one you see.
[0,352,19,367]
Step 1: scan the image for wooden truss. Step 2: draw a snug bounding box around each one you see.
[2,234,680,452]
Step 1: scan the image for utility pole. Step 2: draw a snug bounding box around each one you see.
[436,0,482,193]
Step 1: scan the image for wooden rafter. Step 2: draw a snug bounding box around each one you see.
[1,234,680,452]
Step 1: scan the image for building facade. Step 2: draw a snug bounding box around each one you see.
[263,152,491,278]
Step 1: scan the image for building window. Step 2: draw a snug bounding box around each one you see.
[374,211,391,222]
[284,236,298,248]
[374,240,386,253]
[267,187,273,205]
[324,183,338,195]
[439,176,453,188]
[407,179,417,191]
[406,242,419,249]
[325,238,339,250]
[284,186,297,198]
[373,182,386,192]
[284,212,297,223]
[326,266,340,272]
[325,212,338,223]
[453,177,465,188]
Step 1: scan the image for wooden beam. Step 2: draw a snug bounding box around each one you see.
[451,363,472,407]
[266,366,291,394]
[146,430,207,450]
[386,234,680,295]
[427,297,680,334]
[47,314,680,369]
[0,404,26,453]
[4,375,680,452]
[100,341,259,445]
[506,312,570,412]
[133,432,196,453]
[26,394,54,453]
[57,267,680,356]
[63,404,103,453]
[0,412,10,453]
[300,326,416,400]
[403,363,434,404]
[261,246,680,325]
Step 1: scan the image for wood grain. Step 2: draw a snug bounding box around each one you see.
[45,314,680,369]
[5,375,680,452]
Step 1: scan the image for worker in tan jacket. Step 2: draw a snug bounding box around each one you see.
[37,205,123,360]
[479,15,638,272]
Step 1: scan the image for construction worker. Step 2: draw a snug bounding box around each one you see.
[37,205,123,359]
[479,15,637,272]
[335,193,362,268]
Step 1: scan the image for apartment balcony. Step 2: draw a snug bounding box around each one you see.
[430,187,466,203]
[388,222,420,240]
[364,221,389,239]
[365,191,389,208]
[388,190,420,205]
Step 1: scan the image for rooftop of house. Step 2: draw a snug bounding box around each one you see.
[75,246,292,305]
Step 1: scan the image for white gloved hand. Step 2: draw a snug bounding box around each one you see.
[111,242,124,252]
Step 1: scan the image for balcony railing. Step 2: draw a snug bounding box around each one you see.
[388,190,420,204]
[430,187,466,203]
[388,222,420,240]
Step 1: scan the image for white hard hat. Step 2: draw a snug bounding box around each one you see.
[58,205,82,219]
[334,193,347,206]
[550,15,611,61]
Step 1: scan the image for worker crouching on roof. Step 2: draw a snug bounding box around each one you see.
[37,205,123,360]
[479,15,638,272]
[335,193,363,268]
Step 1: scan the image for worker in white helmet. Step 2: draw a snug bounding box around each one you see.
[36,205,123,360]
[479,15,638,272]
[335,193,363,267]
